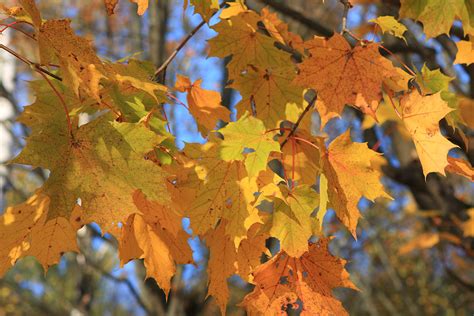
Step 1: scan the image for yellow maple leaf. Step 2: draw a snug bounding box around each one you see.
[461,209,474,237]
[241,239,357,316]
[236,223,269,282]
[204,221,238,314]
[0,191,80,276]
[219,0,247,19]
[260,7,304,53]
[370,16,407,41]
[38,19,106,100]
[400,91,458,177]
[12,82,170,233]
[208,11,292,79]
[118,192,192,296]
[121,214,176,296]
[184,136,260,242]
[189,0,219,21]
[269,185,319,257]
[320,130,391,237]
[232,65,304,128]
[278,129,321,186]
[454,39,474,65]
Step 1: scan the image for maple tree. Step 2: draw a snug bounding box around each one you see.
[0,0,473,315]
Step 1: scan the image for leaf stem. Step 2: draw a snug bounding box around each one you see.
[167,92,189,110]
[36,70,73,137]
[281,94,317,148]
[292,136,320,151]
[379,45,416,77]
[0,44,62,81]
[0,44,72,135]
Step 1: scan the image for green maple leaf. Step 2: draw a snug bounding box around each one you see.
[13,81,169,233]
[399,0,474,38]
[219,113,281,177]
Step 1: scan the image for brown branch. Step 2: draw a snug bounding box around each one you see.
[86,259,154,315]
[281,94,317,148]
[153,19,205,83]
[256,0,333,37]
[153,2,227,83]
[0,44,72,135]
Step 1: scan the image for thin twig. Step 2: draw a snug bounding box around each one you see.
[281,95,317,148]
[36,70,73,136]
[0,44,62,81]
[87,259,153,315]
[379,45,417,76]
[340,0,352,34]
[153,2,227,83]
[153,19,206,82]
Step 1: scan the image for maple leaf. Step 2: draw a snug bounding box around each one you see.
[208,11,292,79]
[118,191,192,296]
[399,91,458,177]
[103,0,149,15]
[130,0,149,15]
[219,113,281,177]
[415,64,453,95]
[370,16,407,41]
[454,39,474,65]
[104,0,119,15]
[0,191,81,276]
[294,33,400,125]
[320,130,391,237]
[13,82,170,233]
[184,136,260,241]
[38,19,106,100]
[17,0,42,27]
[205,221,238,315]
[446,157,474,181]
[268,185,320,257]
[241,239,357,316]
[236,223,270,282]
[219,0,248,19]
[174,74,230,134]
[188,0,219,20]
[260,7,304,53]
[461,209,474,237]
[399,232,441,255]
[279,129,321,185]
[232,65,304,128]
[399,0,474,38]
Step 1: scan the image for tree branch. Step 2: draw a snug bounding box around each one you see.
[0,44,62,81]
[257,0,333,37]
[86,258,154,316]
[153,2,227,83]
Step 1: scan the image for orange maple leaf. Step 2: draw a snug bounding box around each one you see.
[294,34,399,125]
[241,238,357,315]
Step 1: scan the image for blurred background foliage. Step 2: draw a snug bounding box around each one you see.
[0,0,473,315]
